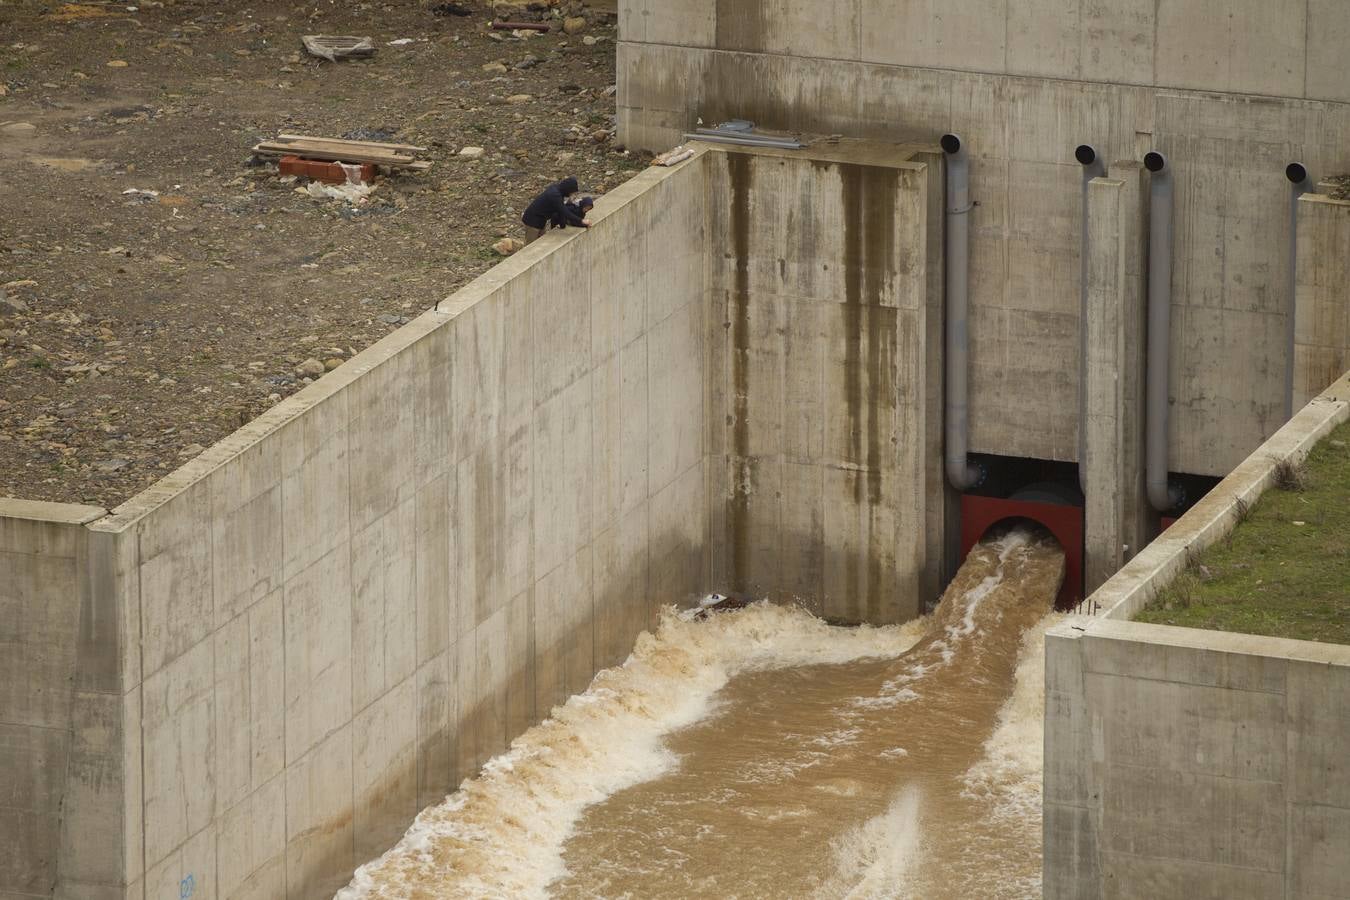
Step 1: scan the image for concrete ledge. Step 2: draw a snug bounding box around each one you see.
[1086,370,1350,621]
[1048,615,1350,669]
[0,498,107,525]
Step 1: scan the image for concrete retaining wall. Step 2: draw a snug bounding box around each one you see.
[0,154,714,900]
[703,142,945,622]
[1045,619,1350,898]
[618,0,1350,478]
[0,501,124,899]
[1045,372,1350,897]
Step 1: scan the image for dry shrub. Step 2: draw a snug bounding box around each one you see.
[1273,458,1308,492]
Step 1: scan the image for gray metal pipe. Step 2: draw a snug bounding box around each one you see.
[1285,162,1311,420]
[943,134,981,491]
[683,132,804,150]
[1076,145,1106,492]
[1144,152,1182,512]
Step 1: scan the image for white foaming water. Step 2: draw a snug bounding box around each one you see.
[820,608,1064,900]
[963,611,1066,823]
[830,786,924,899]
[338,602,928,900]
[343,528,1063,900]
[855,529,1033,711]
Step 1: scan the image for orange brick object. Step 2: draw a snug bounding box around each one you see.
[279,155,375,185]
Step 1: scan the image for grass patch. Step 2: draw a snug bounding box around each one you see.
[1135,420,1350,645]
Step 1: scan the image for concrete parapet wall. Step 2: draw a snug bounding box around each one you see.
[618,5,1350,478]
[0,154,714,899]
[1045,618,1350,898]
[1085,370,1349,622]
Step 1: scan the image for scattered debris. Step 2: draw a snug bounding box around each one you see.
[1326,175,1350,201]
[563,16,587,34]
[280,155,375,185]
[431,2,474,16]
[294,358,325,378]
[652,145,696,167]
[301,35,377,62]
[458,146,486,159]
[305,180,375,205]
[122,188,160,200]
[387,38,416,46]
[106,59,129,68]
[492,237,525,256]
[685,593,753,620]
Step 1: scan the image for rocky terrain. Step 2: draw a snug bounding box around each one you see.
[0,0,639,507]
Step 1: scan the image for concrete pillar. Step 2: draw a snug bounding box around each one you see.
[1293,193,1350,409]
[1082,164,1149,594]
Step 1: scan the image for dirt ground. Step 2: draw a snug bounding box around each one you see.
[0,0,639,508]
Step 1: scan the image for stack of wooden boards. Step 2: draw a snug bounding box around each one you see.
[250,134,433,172]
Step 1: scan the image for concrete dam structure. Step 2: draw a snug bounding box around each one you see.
[3,1,1350,897]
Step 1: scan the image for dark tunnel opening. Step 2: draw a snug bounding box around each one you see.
[955,454,1085,611]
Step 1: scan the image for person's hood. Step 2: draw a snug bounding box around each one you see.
[559,176,580,195]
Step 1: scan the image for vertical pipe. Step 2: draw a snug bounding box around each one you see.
[942,134,980,491]
[1144,151,1181,513]
[1076,145,1106,493]
[1285,162,1311,420]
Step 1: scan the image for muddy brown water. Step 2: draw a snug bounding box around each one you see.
[341,528,1064,899]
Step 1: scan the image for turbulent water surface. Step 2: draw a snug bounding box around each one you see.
[339,528,1065,900]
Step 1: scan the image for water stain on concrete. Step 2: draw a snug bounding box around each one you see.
[838,162,899,623]
[727,152,753,591]
[715,0,769,54]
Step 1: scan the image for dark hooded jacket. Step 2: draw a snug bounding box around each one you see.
[522,177,585,229]
[551,197,594,229]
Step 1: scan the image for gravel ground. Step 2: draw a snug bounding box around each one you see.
[0,0,641,507]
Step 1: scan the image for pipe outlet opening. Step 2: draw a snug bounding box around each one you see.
[1144,151,1167,173]
[1074,144,1097,166]
[1286,162,1308,184]
[940,133,962,155]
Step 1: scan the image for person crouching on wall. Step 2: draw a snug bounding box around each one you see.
[552,195,594,230]
[522,176,591,243]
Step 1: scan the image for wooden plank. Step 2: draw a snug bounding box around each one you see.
[268,142,417,160]
[277,133,427,153]
[252,143,414,166]
[251,144,433,170]
[257,139,414,160]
